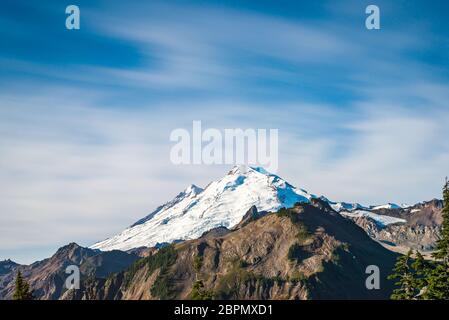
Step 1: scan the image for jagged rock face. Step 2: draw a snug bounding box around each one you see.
[345,200,443,254]
[0,243,138,300]
[0,260,20,293]
[126,247,158,258]
[65,202,398,300]
[0,259,19,276]
[232,205,268,230]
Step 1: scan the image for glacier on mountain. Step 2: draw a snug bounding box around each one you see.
[91,165,407,251]
[339,210,407,227]
[91,166,314,251]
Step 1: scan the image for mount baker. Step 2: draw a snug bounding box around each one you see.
[91,165,408,252]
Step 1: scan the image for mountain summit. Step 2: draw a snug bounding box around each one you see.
[91,166,316,251]
[91,165,420,252]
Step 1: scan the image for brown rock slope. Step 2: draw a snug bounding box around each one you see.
[66,200,398,300]
[0,243,139,300]
[347,199,443,254]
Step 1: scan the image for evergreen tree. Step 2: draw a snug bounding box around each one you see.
[425,178,449,299]
[411,251,430,299]
[388,249,417,300]
[432,178,449,263]
[12,271,33,300]
[425,262,449,299]
[389,178,449,300]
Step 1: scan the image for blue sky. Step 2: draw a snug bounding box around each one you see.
[1,0,449,263]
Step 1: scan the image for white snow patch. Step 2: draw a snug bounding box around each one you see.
[340,210,406,227]
[370,203,410,210]
[91,166,313,251]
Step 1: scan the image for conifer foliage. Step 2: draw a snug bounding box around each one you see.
[388,249,417,299]
[433,178,449,263]
[12,270,33,300]
[388,178,449,300]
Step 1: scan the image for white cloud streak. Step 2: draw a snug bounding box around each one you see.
[1,1,448,263]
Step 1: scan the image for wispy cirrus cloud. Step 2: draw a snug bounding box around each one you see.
[0,0,448,263]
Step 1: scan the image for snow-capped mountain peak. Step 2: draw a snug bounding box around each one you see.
[182,184,203,196]
[91,165,313,251]
[90,165,407,252]
[318,196,367,212]
[128,183,203,229]
[370,203,409,210]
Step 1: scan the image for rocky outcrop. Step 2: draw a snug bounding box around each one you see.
[0,243,138,300]
[0,260,21,293]
[345,199,443,254]
[0,259,20,276]
[232,205,268,229]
